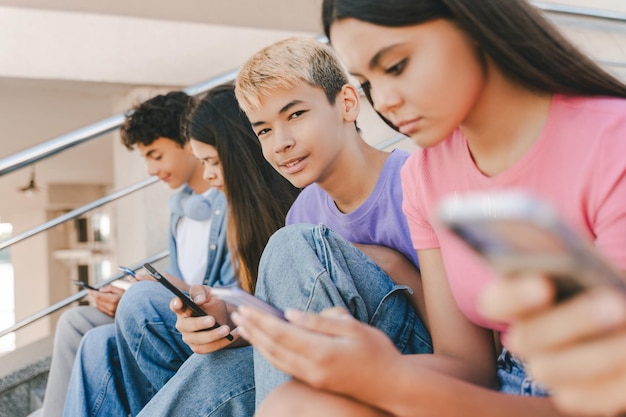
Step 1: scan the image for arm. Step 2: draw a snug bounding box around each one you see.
[480,273,626,417]
[170,284,249,353]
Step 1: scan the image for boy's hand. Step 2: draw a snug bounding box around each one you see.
[90,285,126,317]
[479,274,626,417]
[170,285,236,353]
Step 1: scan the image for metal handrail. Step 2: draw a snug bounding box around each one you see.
[0,68,239,178]
[0,249,169,338]
[0,176,159,252]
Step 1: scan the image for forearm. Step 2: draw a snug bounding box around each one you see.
[368,355,565,417]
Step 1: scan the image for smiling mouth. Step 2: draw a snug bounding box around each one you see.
[279,156,306,168]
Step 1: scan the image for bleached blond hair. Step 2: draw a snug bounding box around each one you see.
[235,36,349,113]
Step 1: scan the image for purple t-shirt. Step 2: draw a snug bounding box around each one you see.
[286,149,419,268]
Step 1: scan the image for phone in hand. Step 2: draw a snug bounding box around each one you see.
[143,263,234,341]
[73,280,99,291]
[211,286,285,320]
[436,190,626,300]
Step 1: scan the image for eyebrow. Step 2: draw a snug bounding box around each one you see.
[144,149,158,158]
[250,99,304,127]
[368,43,402,70]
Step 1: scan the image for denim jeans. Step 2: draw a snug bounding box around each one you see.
[136,347,256,417]
[63,281,192,416]
[497,348,550,396]
[136,223,431,416]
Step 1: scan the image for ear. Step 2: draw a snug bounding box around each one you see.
[339,84,360,123]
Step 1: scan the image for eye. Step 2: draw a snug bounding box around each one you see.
[257,128,271,138]
[385,58,407,76]
[288,110,306,121]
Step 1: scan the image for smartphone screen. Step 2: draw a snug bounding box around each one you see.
[143,263,233,341]
[211,286,285,320]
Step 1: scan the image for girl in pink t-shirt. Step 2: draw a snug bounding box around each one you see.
[234,1,626,417]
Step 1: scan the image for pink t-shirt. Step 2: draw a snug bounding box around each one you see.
[401,94,626,332]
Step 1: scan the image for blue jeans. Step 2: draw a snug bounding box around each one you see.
[497,348,550,396]
[139,224,432,416]
[136,347,256,417]
[63,281,192,416]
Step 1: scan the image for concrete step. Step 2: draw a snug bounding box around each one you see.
[0,336,53,417]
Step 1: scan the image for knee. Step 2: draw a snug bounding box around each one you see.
[79,324,117,358]
[117,281,169,320]
[116,281,176,336]
[56,306,100,339]
[265,224,319,251]
[256,383,311,417]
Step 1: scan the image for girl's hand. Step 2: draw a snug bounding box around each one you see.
[479,274,626,416]
[170,285,236,353]
[232,306,403,401]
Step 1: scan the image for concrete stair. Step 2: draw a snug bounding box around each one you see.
[0,336,52,417]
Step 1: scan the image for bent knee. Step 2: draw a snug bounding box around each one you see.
[117,281,171,316]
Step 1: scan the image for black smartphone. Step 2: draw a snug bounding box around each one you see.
[143,263,233,341]
[73,280,98,291]
[437,191,626,300]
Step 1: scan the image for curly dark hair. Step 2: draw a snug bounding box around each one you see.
[120,91,193,150]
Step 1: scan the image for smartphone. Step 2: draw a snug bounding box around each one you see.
[118,265,137,278]
[211,286,286,320]
[436,190,626,300]
[143,263,234,341]
[73,280,99,291]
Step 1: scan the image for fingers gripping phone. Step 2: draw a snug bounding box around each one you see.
[143,263,234,341]
[437,191,626,300]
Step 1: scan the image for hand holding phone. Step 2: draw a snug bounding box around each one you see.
[437,190,626,300]
[143,263,233,341]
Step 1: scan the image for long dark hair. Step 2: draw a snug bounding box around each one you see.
[322,0,626,98]
[184,83,300,293]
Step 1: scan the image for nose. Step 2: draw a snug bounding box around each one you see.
[203,166,217,182]
[272,127,295,154]
[370,84,402,115]
[146,160,159,176]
